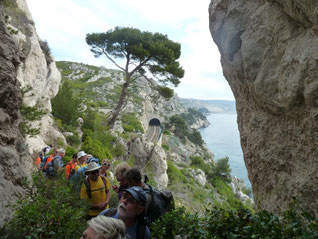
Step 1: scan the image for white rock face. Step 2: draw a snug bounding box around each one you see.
[209,0,318,215]
[11,0,65,154]
[128,137,168,189]
[230,176,252,206]
[190,168,207,186]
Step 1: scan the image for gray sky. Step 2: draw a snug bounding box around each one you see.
[26,0,234,100]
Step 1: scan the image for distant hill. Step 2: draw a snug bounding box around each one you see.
[179,98,236,114]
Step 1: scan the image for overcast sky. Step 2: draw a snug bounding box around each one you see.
[26,0,234,101]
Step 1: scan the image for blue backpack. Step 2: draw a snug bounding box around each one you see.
[40,156,49,171]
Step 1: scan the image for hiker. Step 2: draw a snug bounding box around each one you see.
[34,151,43,170]
[80,216,126,239]
[46,149,65,178]
[41,148,58,175]
[42,144,53,155]
[100,160,111,178]
[126,167,174,226]
[75,151,88,173]
[87,155,99,165]
[112,162,130,200]
[80,162,111,220]
[126,167,147,189]
[100,186,150,239]
[65,153,77,179]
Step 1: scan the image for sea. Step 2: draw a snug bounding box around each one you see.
[199,113,251,189]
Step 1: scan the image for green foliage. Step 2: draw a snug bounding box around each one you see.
[86,27,184,86]
[81,136,112,160]
[152,206,318,239]
[167,160,187,185]
[121,113,144,133]
[0,173,87,239]
[187,129,204,146]
[52,80,80,126]
[20,104,46,121]
[190,155,205,169]
[158,86,174,99]
[19,104,46,137]
[168,115,188,140]
[162,144,170,151]
[181,108,206,125]
[214,157,232,182]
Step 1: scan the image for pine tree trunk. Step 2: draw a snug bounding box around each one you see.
[108,74,131,129]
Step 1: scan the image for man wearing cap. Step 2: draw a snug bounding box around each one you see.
[100,186,150,239]
[75,151,88,174]
[81,162,111,220]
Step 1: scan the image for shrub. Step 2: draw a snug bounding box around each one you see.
[0,173,87,239]
[162,144,170,151]
[81,136,112,160]
[188,129,204,146]
[190,155,205,169]
[152,205,318,239]
[52,80,80,127]
[121,113,144,133]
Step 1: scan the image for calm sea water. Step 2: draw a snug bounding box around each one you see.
[199,113,251,189]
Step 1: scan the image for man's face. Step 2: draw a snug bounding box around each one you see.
[88,170,99,182]
[79,156,85,164]
[117,191,144,221]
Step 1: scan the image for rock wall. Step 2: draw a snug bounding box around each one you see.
[209,0,318,215]
[5,0,65,155]
[0,8,31,226]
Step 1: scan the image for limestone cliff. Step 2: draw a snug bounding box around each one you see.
[209,0,318,216]
[0,7,31,226]
[4,0,65,155]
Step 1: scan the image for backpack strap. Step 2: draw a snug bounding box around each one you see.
[84,176,92,199]
[104,208,117,217]
[137,222,146,239]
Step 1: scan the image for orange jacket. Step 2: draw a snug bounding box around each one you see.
[35,157,41,168]
[65,160,77,179]
[44,155,54,169]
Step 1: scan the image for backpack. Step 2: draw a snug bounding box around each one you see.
[144,184,175,225]
[46,156,62,177]
[66,162,76,179]
[46,157,56,177]
[83,176,108,199]
[103,208,146,239]
[39,155,49,171]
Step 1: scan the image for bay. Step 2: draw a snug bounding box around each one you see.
[199,113,251,189]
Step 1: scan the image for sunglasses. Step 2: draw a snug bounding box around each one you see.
[103,163,110,166]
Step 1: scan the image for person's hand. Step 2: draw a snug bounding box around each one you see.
[98,201,108,210]
[112,185,119,193]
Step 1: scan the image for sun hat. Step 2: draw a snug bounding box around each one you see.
[77,151,87,159]
[87,156,99,164]
[123,186,147,206]
[85,162,101,175]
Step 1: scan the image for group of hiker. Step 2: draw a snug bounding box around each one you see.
[34,145,173,239]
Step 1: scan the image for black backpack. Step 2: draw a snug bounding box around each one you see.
[144,184,175,225]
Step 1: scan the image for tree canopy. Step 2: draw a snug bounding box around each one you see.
[86,27,184,128]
